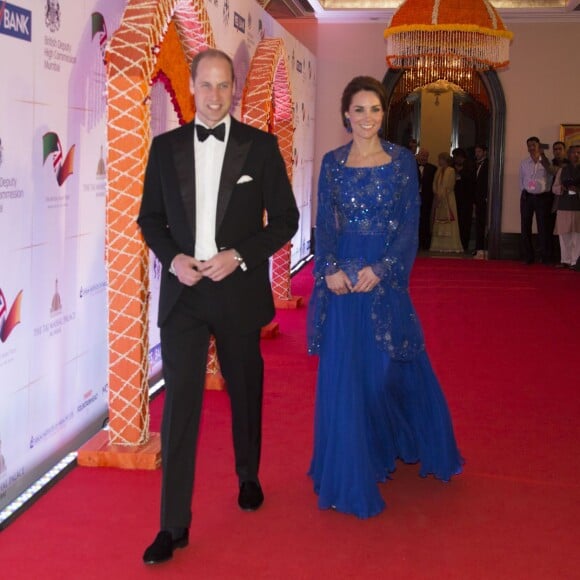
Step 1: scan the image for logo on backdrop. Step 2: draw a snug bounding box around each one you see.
[50,279,62,315]
[44,0,60,33]
[0,288,23,343]
[244,11,263,49]
[96,145,106,180]
[42,132,75,186]
[33,279,75,338]
[77,389,99,414]
[233,12,245,34]
[91,12,107,59]
[0,1,32,42]
[79,279,106,299]
[223,0,230,26]
[258,19,265,41]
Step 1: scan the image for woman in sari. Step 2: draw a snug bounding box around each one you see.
[430,153,463,253]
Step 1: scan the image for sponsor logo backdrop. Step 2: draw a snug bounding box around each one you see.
[0,0,126,511]
[0,0,315,511]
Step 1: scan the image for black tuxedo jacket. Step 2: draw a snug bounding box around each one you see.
[138,117,299,332]
[418,162,436,203]
[475,158,489,200]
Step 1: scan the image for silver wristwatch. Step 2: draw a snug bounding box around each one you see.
[232,249,248,272]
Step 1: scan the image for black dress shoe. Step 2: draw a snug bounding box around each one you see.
[238,481,264,511]
[143,529,189,565]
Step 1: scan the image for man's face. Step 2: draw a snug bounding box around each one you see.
[416,149,429,165]
[475,147,486,161]
[191,56,234,128]
[527,140,540,157]
[553,143,566,160]
[570,146,580,165]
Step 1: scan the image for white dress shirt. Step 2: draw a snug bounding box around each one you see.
[194,114,231,260]
[519,156,551,194]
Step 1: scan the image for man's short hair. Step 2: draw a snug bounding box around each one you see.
[190,48,235,82]
[527,136,540,145]
[553,141,566,149]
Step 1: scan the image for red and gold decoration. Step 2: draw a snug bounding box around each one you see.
[384,0,514,71]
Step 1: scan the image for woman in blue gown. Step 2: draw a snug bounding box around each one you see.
[307,76,463,518]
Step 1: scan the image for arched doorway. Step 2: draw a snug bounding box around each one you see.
[383,69,506,259]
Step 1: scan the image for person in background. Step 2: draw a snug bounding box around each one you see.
[552,141,569,170]
[430,153,463,253]
[452,148,475,253]
[473,144,489,259]
[552,143,580,270]
[307,76,463,519]
[416,147,437,251]
[138,48,299,565]
[548,141,569,261]
[519,136,554,264]
[406,137,418,154]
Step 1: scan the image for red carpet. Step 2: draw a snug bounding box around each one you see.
[1,258,579,579]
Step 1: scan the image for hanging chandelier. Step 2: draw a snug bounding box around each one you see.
[384,0,514,71]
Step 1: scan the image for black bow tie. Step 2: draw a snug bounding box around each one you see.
[196,123,225,142]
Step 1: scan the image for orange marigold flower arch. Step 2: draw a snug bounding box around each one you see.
[78,2,300,469]
[79,0,215,468]
[242,38,302,311]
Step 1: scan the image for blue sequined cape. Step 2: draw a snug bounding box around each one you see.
[307,140,425,361]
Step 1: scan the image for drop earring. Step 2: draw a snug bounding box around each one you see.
[345,117,352,133]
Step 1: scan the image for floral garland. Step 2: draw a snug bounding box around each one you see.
[152,20,195,125]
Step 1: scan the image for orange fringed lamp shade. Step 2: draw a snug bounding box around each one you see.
[384,0,514,70]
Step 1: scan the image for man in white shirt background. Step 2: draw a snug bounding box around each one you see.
[519,136,554,264]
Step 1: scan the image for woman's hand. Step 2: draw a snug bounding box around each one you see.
[325,270,353,295]
[352,266,380,293]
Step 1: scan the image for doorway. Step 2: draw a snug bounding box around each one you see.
[383,69,506,259]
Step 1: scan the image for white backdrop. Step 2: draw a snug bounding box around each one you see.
[0,0,315,512]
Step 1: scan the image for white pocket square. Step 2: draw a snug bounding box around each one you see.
[236,175,253,184]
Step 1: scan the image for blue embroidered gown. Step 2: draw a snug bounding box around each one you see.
[307,142,463,518]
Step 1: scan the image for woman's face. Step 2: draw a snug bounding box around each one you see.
[345,90,384,139]
[438,155,447,168]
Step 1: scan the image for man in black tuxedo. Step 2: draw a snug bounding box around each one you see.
[473,144,489,258]
[138,49,299,565]
[452,147,476,252]
[416,148,437,250]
